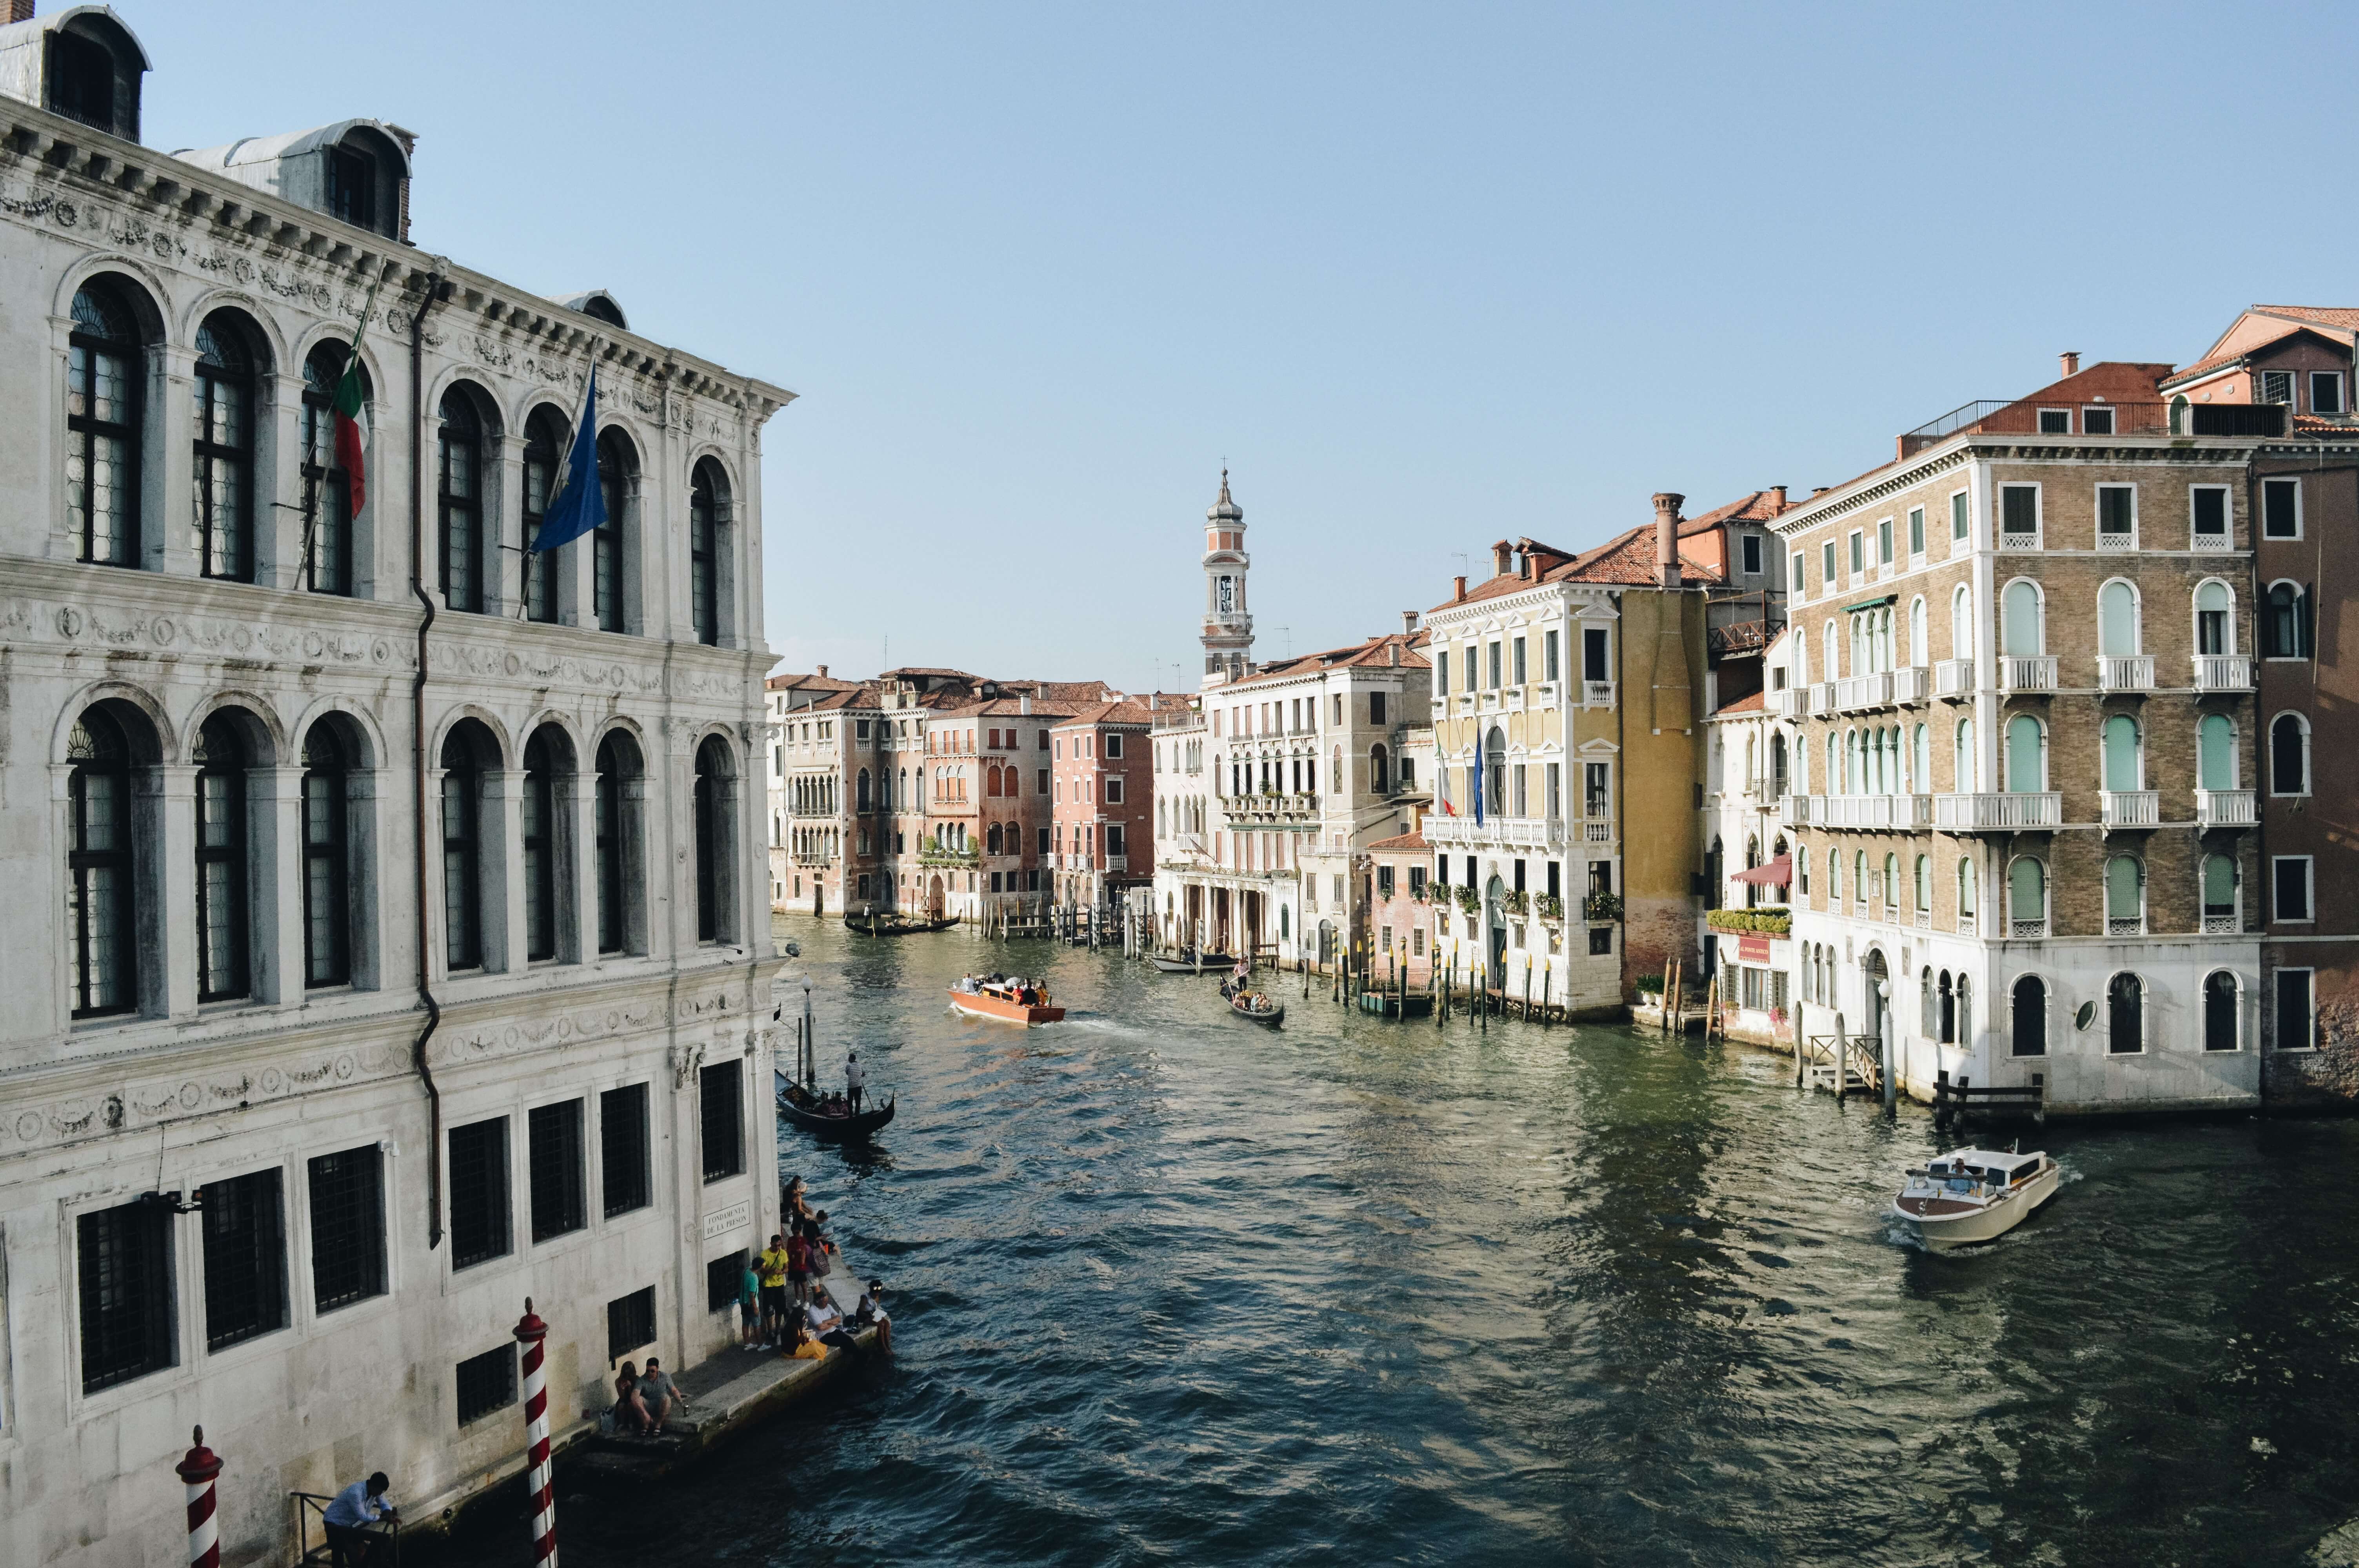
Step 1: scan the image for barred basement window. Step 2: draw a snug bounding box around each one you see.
[601,1083,651,1217]
[455,1344,516,1426]
[607,1285,657,1361]
[79,1199,174,1393]
[707,1249,748,1313]
[448,1117,511,1269]
[700,1060,744,1183]
[307,1144,387,1312]
[202,1168,287,1351]
[528,1100,586,1242]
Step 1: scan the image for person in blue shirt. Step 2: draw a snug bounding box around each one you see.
[322,1471,395,1566]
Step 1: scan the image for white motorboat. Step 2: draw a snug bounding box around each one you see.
[1891,1147,2059,1249]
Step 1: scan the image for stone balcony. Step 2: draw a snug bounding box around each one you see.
[1583,679,1616,709]
[1934,658,1974,700]
[1802,793,1935,831]
[2100,789,2159,829]
[2000,655,2058,695]
[1934,791,2062,831]
[1892,664,1931,705]
[2192,655,2252,692]
[1775,686,1807,721]
[2096,655,2154,694]
[1835,671,1895,713]
[1425,813,1599,852]
[1221,792,1321,828]
[1807,682,1833,717]
[2196,788,2255,828]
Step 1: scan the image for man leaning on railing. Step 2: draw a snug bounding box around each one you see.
[322,1471,397,1566]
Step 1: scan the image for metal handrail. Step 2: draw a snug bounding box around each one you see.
[291,1491,401,1566]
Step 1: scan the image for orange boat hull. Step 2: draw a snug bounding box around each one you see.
[950,990,1065,1025]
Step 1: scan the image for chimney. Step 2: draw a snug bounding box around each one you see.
[816,664,828,678]
[7,2,32,22]
[1519,549,1534,580]
[1490,539,1514,576]
[1769,485,1788,511]
[1452,575,1467,603]
[1401,609,1420,635]
[1811,486,1830,496]
[1019,693,1032,715]
[1388,642,1401,667]
[2060,351,2081,377]
[1652,492,1684,590]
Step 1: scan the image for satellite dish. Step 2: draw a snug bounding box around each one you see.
[2075,1000,2097,1031]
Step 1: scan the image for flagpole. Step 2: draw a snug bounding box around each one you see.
[513,336,604,620]
[298,266,390,590]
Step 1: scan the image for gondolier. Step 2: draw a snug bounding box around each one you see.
[845,1051,865,1112]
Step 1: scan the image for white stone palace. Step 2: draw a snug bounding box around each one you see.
[0,9,793,1564]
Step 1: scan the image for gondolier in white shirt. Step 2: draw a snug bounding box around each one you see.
[845,1051,865,1112]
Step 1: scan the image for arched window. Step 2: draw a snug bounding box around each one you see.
[2009,857,2046,935]
[1950,584,1974,661]
[2195,579,2233,657]
[67,278,144,566]
[1937,971,1955,1043]
[2002,580,2042,656]
[2098,580,2140,657]
[1882,852,1899,909]
[1920,966,1936,1036]
[67,707,139,1016]
[1370,744,1390,795]
[594,430,634,633]
[2102,714,2142,791]
[1853,850,1866,904]
[520,407,567,623]
[2105,854,2144,935]
[1823,620,1839,682]
[2199,713,2236,791]
[1845,728,1860,794]
[1914,853,1930,914]
[1770,733,1787,798]
[595,731,643,955]
[1333,744,1344,796]
[986,823,1002,855]
[1954,716,1975,793]
[690,459,728,647]
[1956,857,1977,930]
[1909,596,1927,665]
[1829,849,1842,903]
[2005,715,2044,793]
[2011,975,2046,1057]
[522,729,562,963]
[2108,972,2144,1054]
[1797,844,1810,898]
[1825,733,1838,795]
[1911,723,1929,794]
[694,735,736,943]
[193,313,259,582]
[2204,971,2239,1052]
[438,388,485,613]
[856,768,872,812]
[300,341,368,596]
[302,721,354,988]
[2264,581,2312,659]
[2271,713,2310,795]
[193,712,253,1001]
[440,722,494,970]
[1483,730,1505,814]
[2202,852,2238,931]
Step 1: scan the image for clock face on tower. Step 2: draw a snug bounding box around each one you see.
[1216,575,1235,613]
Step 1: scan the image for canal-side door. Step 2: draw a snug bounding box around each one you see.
[1864,948,1888,1049]
[1485,875,1508,978]
[929,875,946,918]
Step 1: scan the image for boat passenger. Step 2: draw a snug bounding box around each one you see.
[846,1051,865,1113]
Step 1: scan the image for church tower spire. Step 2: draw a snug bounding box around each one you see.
[1201,469,1252,684]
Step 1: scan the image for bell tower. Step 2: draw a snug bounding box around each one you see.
[1201,470,1252,684]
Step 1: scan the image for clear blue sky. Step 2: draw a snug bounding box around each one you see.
[131,2,2359,692]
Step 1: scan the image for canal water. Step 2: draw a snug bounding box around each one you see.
[464,916,2359,1567]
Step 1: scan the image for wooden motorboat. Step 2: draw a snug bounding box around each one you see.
[1891,1147,2059,1249]
[1230,991,1285,1026]
[844,913,958,936]
[949,976,1065,1025]
[774,1074,896,1142]
[1146,951,1234,973]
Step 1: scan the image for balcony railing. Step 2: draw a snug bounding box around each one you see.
[1999,529,2042,553]
[2011,918,2048,939]
[1807,683,1833,717]
[2107,916,2145,936]
[1934,658,1974,700]
[1583,680,1616,709]
[2191,529,2235,553]
[2196,788,2255,828]
[2100,790,2159,829]
[1784,794,1814,826]
[1957,913,1978,936]
[1776,686,1807,721]
[1914,910,1932,930]
[1836,671,1895,713]
[1934,791,2063,830]
[1892,664,1931,705]
[1899,398,2285,457]
[2202,913,2240,935]
[1426,814,1585,852]
[2097,655,2154,693]
[2192,655,2251,692]
[2000,655,2057,694]
[1582,819,1613,843]
[2095,529,2139,554]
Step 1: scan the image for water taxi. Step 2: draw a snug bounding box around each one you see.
[1891,1147,2059,1249]
[949,975,1065,1025]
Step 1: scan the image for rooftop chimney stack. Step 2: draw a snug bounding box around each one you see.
[1401,610,1420,635]
[1453,575,1467,603]
[8,2,33,23]
[1770,485,1788,511]
[1652,492,1685,590]
[2061,351,2081,377]
[1490,540,1514,576]
[1388,642,1401,667]
[816,664,828,678]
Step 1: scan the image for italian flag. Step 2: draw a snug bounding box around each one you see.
[331,353,367,514]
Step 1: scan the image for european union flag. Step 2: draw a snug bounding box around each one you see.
[530,368,604,553]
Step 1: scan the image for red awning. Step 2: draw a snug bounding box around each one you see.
[1732,854,1790,887]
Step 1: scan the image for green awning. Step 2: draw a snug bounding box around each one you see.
[1843,593,1897,613]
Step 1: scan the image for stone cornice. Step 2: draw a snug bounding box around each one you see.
[1773,436,2263,537]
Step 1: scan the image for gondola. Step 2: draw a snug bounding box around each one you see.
[774,1072,896,1142]
[1230,992,1285,1026]
[1147,951,1235,973]
[843,913,958,936]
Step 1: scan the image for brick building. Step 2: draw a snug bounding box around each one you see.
[1366,829,1435,989]
[1051,701,1157,915]
[1777,353,2270,1113]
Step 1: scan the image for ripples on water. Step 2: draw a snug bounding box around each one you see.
[452,919,2359,1568]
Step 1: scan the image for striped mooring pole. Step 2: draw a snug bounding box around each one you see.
[175,1425,222,1568]
[516,1298,558,1567]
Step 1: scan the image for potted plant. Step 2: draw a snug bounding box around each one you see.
[1454,885,1480,915]
[1534,892,1564,922]
[1582,892,1623,923]
[1503,888,1529,915]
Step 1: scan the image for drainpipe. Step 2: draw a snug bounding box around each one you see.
[408,265,453,1248]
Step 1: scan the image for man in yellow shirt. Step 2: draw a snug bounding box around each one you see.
[756,1234,792,1348]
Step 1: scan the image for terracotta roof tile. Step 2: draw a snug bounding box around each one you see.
[1712,690,1766,716]
[2252,305,2359,333]
[1366,830,1428,852]
[1221,633,1430,689]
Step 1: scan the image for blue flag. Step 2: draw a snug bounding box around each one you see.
[1472,740,1484,826]
[530,369,603,553]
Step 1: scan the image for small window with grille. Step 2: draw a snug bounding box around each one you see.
[201,1167,287,1352]
[529,1100,586,1243]
[455,1344,516,1426]
[601,1084,651,1218]
[700,1060,744,1183]
[448,1117,511,1269]
[2261,370,2295,405]
[78,1200,175,1393]
[607,1285,657,1361]
[308,1145,386,1312]
[707,1249,748,1313]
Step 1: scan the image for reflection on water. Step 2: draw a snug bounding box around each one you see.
[443,917,2359,1568]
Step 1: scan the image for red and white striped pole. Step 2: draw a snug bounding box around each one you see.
[175,1425,223,1568]
[515,1298,557,1568]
